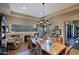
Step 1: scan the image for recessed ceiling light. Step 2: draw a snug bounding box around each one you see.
[22,6,26,10]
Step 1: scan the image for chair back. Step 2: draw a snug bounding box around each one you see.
[56,36,60,42]
[27,37,32,49]
[55,36,65,45]
[60,37,65,45]
[65,45,73,55]
[36,42,42,55]
[51,37,57,42]
[28,34,34,49]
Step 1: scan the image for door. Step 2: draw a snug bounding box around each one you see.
[65,22,74,45]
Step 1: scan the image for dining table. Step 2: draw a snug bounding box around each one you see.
[31,37,66,55]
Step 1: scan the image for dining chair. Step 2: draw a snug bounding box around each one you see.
[59,45,73,55]
[28,34,43,55]
[27,33,35,49]
[56,36,65,45]
[59,37,65,45]
[51,37,57,43]
[65,45,73,55]
[36,42,42,55]
[27,37,32,49]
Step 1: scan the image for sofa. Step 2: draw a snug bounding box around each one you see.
[7,33,24,50]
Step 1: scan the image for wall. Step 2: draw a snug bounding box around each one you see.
[48,9,79,38]
[0,3,10,14]
[6,15,37,33]
[6,15,38,43]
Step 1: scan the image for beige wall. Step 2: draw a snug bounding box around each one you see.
[6,4,79,38]
[6,15,38,43]
[6,15,37,32]
[7,8,79,37]
[48,9,79,38]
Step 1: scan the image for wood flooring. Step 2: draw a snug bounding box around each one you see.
[7,43,79,55]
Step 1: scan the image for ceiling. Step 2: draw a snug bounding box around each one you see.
[9,3,78,18]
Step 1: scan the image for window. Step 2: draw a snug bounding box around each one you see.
[11,24,37,32]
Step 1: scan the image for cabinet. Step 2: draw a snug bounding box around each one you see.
[0,14,7,55]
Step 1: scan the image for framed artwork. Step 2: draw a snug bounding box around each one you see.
[54,29,61,35]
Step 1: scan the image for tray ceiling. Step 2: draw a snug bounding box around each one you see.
[9,3,77,18]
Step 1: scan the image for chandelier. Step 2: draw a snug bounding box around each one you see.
[36,3,51,37]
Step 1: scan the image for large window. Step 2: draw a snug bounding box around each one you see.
[11,24,37,32]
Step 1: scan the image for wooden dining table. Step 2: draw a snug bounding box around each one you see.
[31,38,66,55]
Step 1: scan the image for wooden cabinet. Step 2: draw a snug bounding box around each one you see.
[0,13,7,55]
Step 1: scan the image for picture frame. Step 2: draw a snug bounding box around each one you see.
[54,29,61,35]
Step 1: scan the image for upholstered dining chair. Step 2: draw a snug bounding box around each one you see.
[59,45,73,55]
[65,45,73,55]
[51,37,57,43]
[56,36,65,45]
[27,35,37,55]
[27,37,32,49]
[36,42,42,55]
[59,37,65,45]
